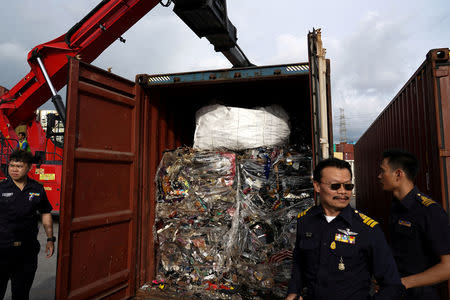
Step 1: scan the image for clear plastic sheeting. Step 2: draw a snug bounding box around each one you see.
[147,146,314,299]
[193,105,291,151]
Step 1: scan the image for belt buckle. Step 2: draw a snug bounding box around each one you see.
[13,241,22,247]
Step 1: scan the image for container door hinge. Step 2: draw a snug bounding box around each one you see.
[436,68,448,78]
[440,149,450,157]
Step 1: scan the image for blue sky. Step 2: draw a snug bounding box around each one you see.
[1,0,449,143]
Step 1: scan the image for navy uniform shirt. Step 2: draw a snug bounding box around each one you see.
[287,205,403,300]
[390,186,450,299]
[0,177,52,248]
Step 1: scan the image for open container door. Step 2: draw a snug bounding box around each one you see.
[308,28,333,164]
[55,59,140,300]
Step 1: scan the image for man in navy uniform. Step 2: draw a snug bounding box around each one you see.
[0,149,55,300]
[286,158,403,300]
[379,149,450,299]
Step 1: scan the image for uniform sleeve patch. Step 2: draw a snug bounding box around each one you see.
[297,207,312,219]
[358,212,378,228]
[420,195,436,207]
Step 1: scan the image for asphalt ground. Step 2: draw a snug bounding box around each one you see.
[4,218,58,300]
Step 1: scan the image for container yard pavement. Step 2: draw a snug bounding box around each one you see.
[4,219,59,300]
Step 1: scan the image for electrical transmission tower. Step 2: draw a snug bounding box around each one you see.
[339,108,347,143]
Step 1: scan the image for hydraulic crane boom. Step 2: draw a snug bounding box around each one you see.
[0,0,251,136]
[1,0,161,134]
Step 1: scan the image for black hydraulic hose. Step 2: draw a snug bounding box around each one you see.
[65,0,111,48]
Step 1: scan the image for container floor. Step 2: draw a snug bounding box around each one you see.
[135,288,286,300]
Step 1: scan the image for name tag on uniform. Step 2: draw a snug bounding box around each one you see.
[398,220,411,227]
[335,233,356,244]
[2,192,13,197]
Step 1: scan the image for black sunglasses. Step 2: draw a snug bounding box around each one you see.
[321,182,355,191]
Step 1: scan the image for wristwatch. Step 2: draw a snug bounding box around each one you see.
[47,236,56,242]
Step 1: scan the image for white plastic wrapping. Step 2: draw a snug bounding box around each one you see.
[193,104,290,150]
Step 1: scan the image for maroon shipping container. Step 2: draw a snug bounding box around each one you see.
[54,33,333,299]
[355,48,450,297]
[335,142,354,160]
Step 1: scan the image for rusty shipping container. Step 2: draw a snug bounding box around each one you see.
[355,48,450,299]
[54,33,333,299]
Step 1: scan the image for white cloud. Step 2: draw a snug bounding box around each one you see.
[330,11,413,142]
[272,34,308,64]
[0,42,27,62]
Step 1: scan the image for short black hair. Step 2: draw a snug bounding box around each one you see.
[18,132,26,137]
[313,157,352,182]
[9,149,33,166]
[382,149,419,180]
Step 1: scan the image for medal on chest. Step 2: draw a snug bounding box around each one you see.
[338,256,345,271]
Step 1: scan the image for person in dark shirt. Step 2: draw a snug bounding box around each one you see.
[286,157,403,300]
[379,149,450,300]
[0,149,55,300]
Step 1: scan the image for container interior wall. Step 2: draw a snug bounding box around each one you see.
[138,74,311,285]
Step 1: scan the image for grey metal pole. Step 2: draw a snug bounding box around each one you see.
[35,57,66,124]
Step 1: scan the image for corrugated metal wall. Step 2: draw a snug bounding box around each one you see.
[57,60,140,300]
[355,48,450,299]
[355,48,450,231]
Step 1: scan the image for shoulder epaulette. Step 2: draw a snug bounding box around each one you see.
[297,207,312,219]
[356,211,379,228]
[417,193,437,207]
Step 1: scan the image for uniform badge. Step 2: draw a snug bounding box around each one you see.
[330,241,336,249]
[338,228,358,236]
[2,192,13,197]
[398,220,411,227]
[28,192,40,201]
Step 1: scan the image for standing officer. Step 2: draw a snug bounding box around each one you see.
[0,149,55,300]
[286,158,404,300]
[379,149,450,299]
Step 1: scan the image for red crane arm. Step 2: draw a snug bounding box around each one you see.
[0,0,160,131]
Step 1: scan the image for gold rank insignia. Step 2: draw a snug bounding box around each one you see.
[330,241,336,249]
[297,207,312,219]
[358,213,378,228]
[419,194,436,207]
